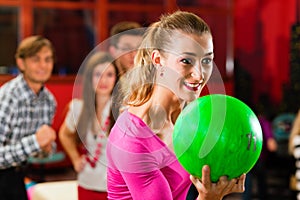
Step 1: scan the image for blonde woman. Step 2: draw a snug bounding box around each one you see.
[106,11,245,200]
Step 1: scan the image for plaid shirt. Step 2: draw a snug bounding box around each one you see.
[0,74,56,169]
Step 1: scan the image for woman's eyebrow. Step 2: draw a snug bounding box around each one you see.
[181,52,214,56]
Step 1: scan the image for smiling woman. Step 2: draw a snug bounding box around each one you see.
[152,31,214,102]
[107,10,245,200]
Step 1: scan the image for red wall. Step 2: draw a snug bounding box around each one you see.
[46,83,74,132]
[45,77,75,168]
[234,0,297,104]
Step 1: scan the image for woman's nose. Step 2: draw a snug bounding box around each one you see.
[190,72,204,84]
[191,66,204,83]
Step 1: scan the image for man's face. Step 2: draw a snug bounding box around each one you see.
[17,46,54,90]
[110,34,143,75]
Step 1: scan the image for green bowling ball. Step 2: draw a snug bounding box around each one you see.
[173,94,263,182]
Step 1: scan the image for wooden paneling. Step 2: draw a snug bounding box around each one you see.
[0,0,234,77]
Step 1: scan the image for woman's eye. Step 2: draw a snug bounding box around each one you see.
[93,72,102,78]
[201,57,213,65]
[107,72,115,77]
[181,58,192,65]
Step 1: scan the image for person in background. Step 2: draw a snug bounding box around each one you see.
[59,51,118,200]
[0,35,57,200]
[106,11,246,200]
[109,21,144,118]
[108,21,144,76]
[289,109,300,200]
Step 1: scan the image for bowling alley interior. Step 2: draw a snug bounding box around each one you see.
[0,0,300,199]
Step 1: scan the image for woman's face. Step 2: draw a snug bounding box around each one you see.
[92,62,117,97]
[154,31,214,102]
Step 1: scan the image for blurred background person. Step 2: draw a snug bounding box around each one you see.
[108,21,144,76]
[59,51,118,200]
[109,21,144,118]
[0,35,57,200]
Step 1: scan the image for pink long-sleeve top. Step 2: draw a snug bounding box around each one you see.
[106,110,192,200]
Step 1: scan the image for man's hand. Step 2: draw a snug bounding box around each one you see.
[36,124,56,153]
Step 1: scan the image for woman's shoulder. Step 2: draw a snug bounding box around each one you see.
[111,110,165,149]
[65,98,84,119]
[69,98,83,109]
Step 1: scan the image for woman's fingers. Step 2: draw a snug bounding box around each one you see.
[201,165,212,189]
[190,165,246,200]
[218,173,246,195]
[231,174,246,193]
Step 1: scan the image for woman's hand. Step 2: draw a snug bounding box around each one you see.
[190,165,246,200]
[73,155,87,173]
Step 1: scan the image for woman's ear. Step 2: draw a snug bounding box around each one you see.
[151,50,162,67]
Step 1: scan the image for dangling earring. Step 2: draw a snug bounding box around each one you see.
[160,67,165,77]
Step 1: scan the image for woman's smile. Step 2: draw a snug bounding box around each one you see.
[183,80,201,92]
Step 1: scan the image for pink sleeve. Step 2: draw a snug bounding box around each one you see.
[121,170,173,200]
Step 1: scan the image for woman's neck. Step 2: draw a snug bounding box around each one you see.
[128,86,183,145]
[96,94,110,115]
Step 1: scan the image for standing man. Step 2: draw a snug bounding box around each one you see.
[109,21,144,118]
[0,35,57,200]
[109,21,144,76]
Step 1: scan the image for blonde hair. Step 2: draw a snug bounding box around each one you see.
[121,11,212,106]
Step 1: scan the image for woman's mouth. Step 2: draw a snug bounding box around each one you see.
[183,81,201,91]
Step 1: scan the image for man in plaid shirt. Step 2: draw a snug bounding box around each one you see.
[0,35,57,200]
